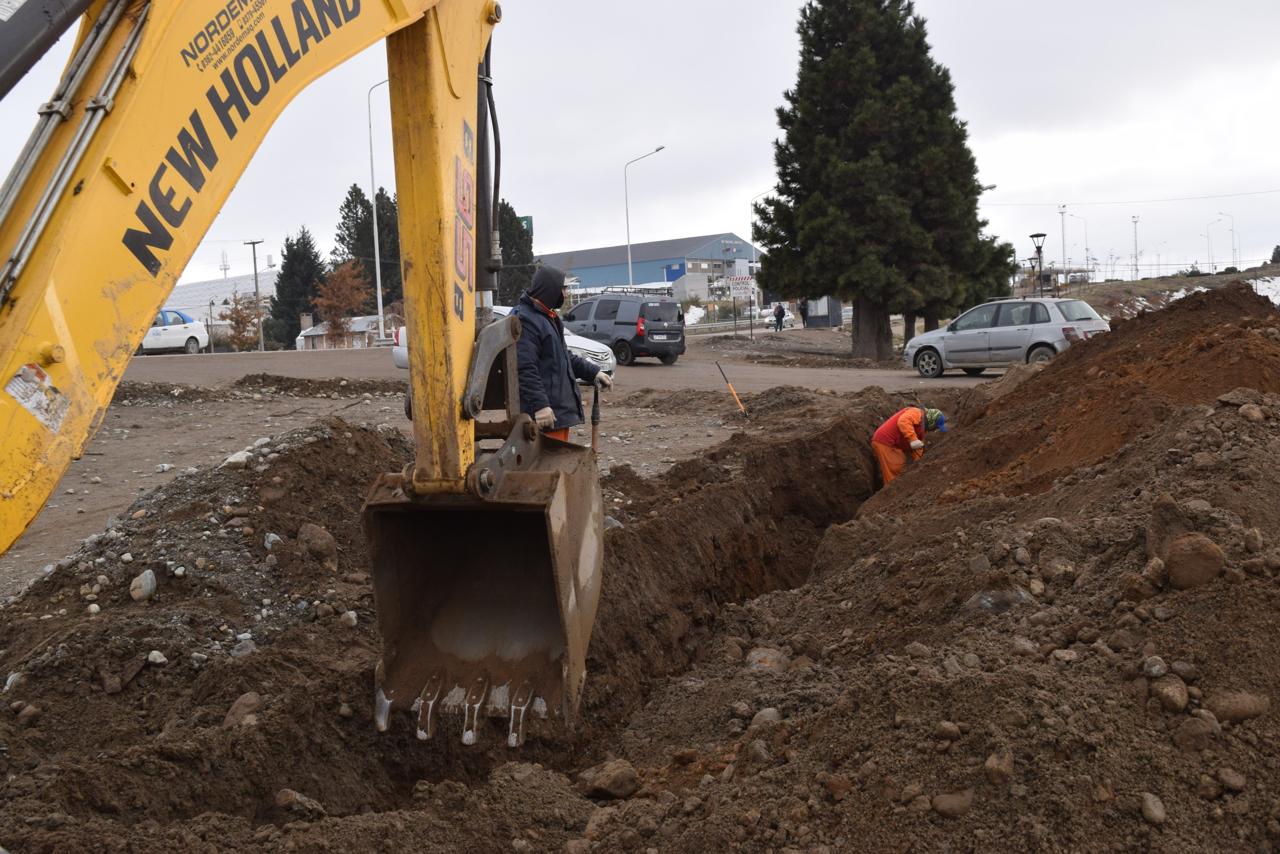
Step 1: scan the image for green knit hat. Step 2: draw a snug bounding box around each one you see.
[925,408,948,432]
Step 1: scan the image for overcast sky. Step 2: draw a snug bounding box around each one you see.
[2,0,1278,286]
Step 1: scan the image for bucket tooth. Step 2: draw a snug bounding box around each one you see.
[508,681,535,748]
[416,672,446,741]
[461,674,489,746]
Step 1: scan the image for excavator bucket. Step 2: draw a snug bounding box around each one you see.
[363,432,603,747]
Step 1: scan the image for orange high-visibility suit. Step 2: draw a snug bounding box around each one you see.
[871,407,926,485]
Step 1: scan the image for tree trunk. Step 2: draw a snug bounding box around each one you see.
[852,296,894,360]
[923,310,940,332]
[903,312,917,344]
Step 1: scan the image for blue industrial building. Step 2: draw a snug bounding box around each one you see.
[536,233,760,288]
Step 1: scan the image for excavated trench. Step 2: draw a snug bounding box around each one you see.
[326,407,885,808]
[0,400,890,843]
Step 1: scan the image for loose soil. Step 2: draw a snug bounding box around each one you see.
[693,329,902,370]
[5,284,1280,852]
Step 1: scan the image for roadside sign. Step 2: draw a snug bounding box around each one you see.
[519,215,533,237]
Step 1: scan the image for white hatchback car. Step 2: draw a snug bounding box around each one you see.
[140,310,210,354]
[392,307,617,417]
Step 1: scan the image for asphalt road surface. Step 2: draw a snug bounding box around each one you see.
[125,346,986,393]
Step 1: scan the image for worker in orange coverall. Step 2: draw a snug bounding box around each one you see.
[871,406,948,486]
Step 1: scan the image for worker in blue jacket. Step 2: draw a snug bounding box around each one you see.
[512,266,612,440]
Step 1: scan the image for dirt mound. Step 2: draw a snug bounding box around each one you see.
[232,374,407,398]
[562,291,1280,852]
[113,375,408,407]
[700,331,896,370]
[112,381,234,405]
[901,283,1280,502]
[11,284,1280,851]
[616,387,736,416]
[0,385,909,851]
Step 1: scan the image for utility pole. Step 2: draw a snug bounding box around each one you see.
[245,239,265,351]
[1131,216,1140,281]
[1058,204,1067,288]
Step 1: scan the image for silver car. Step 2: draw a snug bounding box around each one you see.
[904,298,1110,378]
[392,307,617,416]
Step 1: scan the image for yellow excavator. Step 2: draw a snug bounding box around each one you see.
[0,0,603,747]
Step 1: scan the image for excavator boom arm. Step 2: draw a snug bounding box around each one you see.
[2,0,603,749]
[0,0,496,553]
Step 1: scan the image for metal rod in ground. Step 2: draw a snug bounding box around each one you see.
[715,361,747,414]
[591,384,601,456]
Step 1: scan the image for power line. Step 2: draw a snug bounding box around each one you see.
[985,188,1280,208]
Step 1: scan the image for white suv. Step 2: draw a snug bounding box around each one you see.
[392,307,617,418]
[140,310,210,354]
[904,298,1110,378]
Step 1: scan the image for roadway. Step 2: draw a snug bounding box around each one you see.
[124,346,986,394]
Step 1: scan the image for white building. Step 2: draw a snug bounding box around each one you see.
[295,314,401,350]
[165,271,279,329]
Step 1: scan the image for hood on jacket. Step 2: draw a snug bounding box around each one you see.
[529,266,567,309]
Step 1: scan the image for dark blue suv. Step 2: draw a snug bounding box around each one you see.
[562,294,686,366]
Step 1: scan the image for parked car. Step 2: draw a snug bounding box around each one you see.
[138,310,209,354]
[392,307,617,419]
[904,298,1110,378]
[561,293,685,365]
[757,304,796,329]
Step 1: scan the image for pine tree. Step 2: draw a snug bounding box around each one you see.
[333,184,372,268]
[1271,245,1280,265]
[497,200,534,306]
[269,226,325,348]
[333,184,401,313]
[755,0,1015,358]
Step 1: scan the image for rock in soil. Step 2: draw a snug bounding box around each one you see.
[1141,792,1167,825]
[584,759,639,800]
[931,789,974,818]
[1165,532,1225,589]
[1206,691,1270,723]
[1150,675,1189,712]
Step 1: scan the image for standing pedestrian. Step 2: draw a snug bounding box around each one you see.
[773,302,785,332]
[513,266,613,441]
[798,298,809,328]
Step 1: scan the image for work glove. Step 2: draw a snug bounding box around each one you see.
[534,407,556,430]
[909,439,924,451]
[594,372,614,390]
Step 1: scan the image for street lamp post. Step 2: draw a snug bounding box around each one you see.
[1068,213,1089,284]
[1131,216,1140,281]
[624,145,665,287]
[749,190,770,273]
[1206,218,1222,273]
[368,78,389,339]
[1219,212,1237,269]
[244,239,264,351]
[749,189,770,334]
[1031,233,1048,296]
